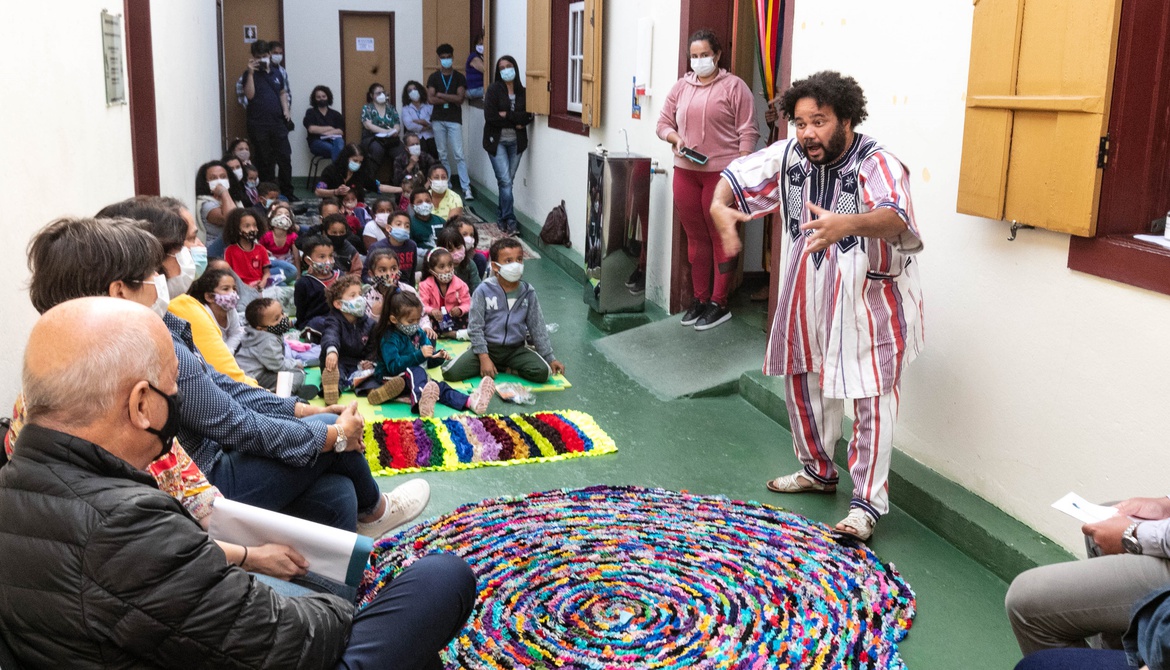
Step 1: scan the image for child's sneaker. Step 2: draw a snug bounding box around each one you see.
[322,367,340,405]
[455,328,470,341]
[367,376,406,406]
[468,376,495,414]
[356,479,431,539]
[418,381,440,417]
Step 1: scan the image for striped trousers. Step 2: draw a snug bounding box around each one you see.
[783,372,901,518]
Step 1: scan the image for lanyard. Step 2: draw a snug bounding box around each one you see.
[440,71,453,93]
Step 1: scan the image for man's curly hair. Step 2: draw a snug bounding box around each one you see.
[779,71,868,127]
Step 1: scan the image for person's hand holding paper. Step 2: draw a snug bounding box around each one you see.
[1114,496,1170,521]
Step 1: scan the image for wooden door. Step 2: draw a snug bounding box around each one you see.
[422,0,472,76]
[221,0,283,149]
[339,12,395,145]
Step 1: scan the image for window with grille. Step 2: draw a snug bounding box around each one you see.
[567,1,584,113]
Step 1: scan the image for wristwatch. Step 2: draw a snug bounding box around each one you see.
[333,425,348,453]
[1122,521,1143,555]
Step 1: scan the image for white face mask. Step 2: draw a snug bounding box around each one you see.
[476,44,484,55]
[414,202,433,217]
[463,235,476,250]
[408,144,422,156]
[690,56,717,78]
[496,261,524,282]
[375,212,390,225]
[167,247,197,296]
[271,53,283,65]
[375,92,387,104]
[431,179,449,194]
[208,178,231,193]
[260,56,271,67]
[232,168,244,181]
[151,274,171,318]
[408,89,421,102]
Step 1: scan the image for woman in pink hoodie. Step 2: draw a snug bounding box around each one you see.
[657,29,758,331]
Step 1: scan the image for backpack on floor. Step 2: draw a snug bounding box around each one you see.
[540,200,571,247]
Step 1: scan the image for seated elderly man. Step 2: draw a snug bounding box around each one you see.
[0,297,475,668]
[27,215,425,537]
[1007,497,1170,654]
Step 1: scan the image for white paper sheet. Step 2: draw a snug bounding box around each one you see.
[1051,492,1118,524]
[209,498,373,586]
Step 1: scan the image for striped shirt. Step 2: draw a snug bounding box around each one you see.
[722,134,925,399]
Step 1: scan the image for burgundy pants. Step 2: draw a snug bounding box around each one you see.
[673,167,735,306]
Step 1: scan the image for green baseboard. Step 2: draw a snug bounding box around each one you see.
[737,370,1075,582]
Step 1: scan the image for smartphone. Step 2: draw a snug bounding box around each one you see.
[680,147,708,165]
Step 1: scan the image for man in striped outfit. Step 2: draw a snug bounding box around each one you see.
[710,71,924,540]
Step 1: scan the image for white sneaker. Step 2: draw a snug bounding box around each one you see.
[464,189,475,201]
[455,328,470,341]
[356,479,431,539]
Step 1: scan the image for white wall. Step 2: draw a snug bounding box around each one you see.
[0,1,138,408]
[153,0,223,204]
[282,0,425,176]
[0,1,222,409]
[788,2,1170,551]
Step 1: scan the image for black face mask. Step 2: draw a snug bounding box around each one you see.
[265,315,292,336]
[146,383,182,460]
[328,234,349,248]
[241,231,258,242]
[315,99,329,108]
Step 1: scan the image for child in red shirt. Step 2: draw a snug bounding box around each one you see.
[223,209,271,289]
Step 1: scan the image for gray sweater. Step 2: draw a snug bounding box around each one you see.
[235,328,300,379]
[468,277,556,362]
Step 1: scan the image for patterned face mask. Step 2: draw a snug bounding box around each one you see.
[340,296,367,317]
[372,272,400,289]
[212,290,240,311]
[397,322,421,336]
[265,315,292,336]
[435,271,455,283]
[311,259,335,275]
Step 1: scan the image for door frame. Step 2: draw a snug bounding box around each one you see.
[669,0,795,314]
[338,10,397,145]
[216,0,285,151]
[124,0,160,195]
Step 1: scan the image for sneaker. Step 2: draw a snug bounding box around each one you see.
[418,381,440,417]
[455,328,470,341]
[356,479,431,539]
[464,188,475,201]
[367,376,407,406]
[468,376,495,414]
[680,300,708,327]
[321,367,340,405]
[694,303,731,331]
[625,269,645,294]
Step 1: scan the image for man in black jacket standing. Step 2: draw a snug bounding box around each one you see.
[0,297,475,669]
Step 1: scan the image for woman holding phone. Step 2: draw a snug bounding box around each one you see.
[657,29,757,331]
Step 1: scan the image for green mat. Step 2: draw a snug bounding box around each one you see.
[303,340,570,418]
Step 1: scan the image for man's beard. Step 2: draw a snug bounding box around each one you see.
[804,124,848,165]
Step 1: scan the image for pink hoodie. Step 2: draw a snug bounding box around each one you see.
[657,69,759,173]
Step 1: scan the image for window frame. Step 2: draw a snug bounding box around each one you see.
[566,1,584,114]
[1066,0,1170,295]
[547,0,589,136]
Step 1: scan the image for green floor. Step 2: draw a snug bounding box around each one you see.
[364,248,1025,666]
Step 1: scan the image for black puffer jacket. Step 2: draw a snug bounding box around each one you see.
[0,425,352,669]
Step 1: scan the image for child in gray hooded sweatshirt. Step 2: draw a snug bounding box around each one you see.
[442,238,565,383]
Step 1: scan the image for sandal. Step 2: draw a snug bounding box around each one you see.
[765,471,837,495]
[835,508,877,542]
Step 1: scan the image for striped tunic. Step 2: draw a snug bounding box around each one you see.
[722,134,924,399]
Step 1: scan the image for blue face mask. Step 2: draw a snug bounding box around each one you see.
[440,57,454,69]
[348,160,362,172]
[390,227,411,242]
[398,323,421,336]
[500,67,516,82]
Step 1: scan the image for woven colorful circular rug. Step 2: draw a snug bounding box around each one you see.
[358,485,916,669]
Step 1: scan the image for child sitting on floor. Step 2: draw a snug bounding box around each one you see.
[293,235,340,329]
[235,297,317,399]
[320,275,378,404]
[417,248,470,339]
[340,188,370,236]
[222,208,271,290]
[367,291,494,415]
[362,196,397,249]
[260,210,300,274]
[323,213,364,275]
[367,210,419,286]
[443,238,566,384]
[437,222,482,294]
[453,216,489,277]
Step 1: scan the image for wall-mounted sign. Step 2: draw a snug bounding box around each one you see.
[356,37,375,52]
[243,25,257,43]
[101,10,126,106]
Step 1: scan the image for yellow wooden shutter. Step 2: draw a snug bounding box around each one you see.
[580,0,604,127]
[526,0,552,115]
[957,0,1122,236]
